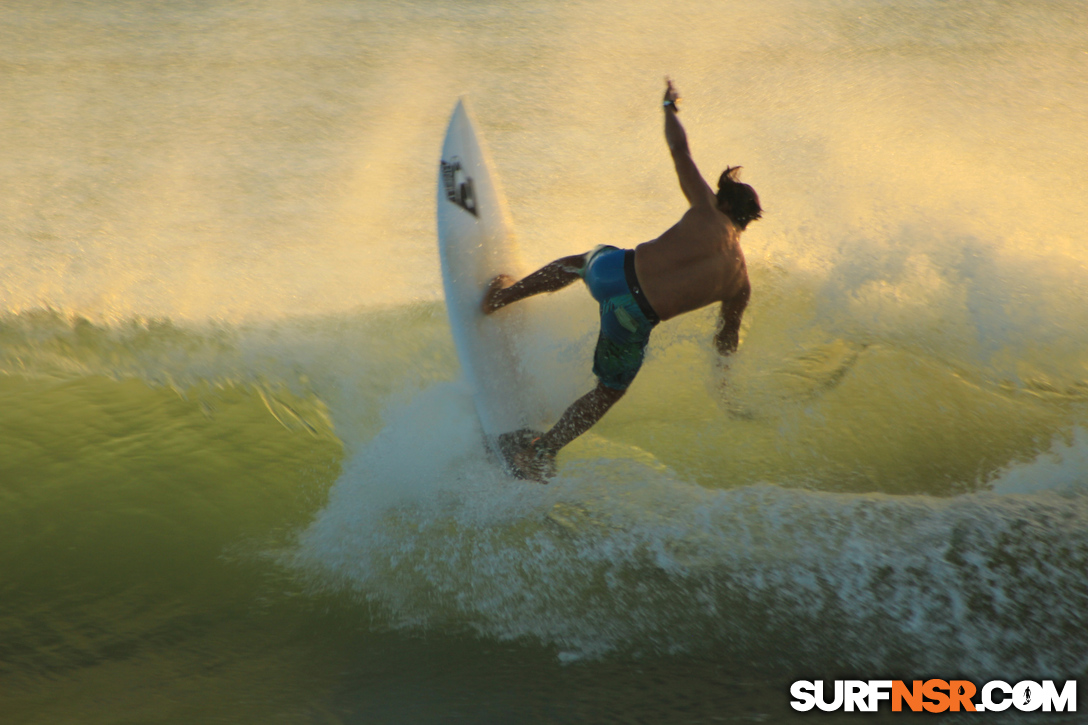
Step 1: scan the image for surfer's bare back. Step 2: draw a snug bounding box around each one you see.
[482,78,762,482]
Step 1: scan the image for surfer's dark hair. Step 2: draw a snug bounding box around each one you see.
[716,166,762,231]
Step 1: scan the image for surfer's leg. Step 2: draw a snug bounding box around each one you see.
[511,382,625,482]
[482,254,588,314]
[511,248,656,481]
[538,381,625,452]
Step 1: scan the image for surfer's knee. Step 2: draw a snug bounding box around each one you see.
[555,253,591,278]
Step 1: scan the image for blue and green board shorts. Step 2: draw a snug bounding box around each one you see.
[577,245,660,390]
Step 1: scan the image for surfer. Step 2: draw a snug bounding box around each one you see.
[482,78,762,482]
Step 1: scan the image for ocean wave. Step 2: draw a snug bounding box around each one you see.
[294,382,1088,677]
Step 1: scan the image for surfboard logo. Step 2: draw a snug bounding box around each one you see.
[441,157,478,217]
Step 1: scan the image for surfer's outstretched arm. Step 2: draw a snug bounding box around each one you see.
[663,78,715,209]
[482,254,587,314]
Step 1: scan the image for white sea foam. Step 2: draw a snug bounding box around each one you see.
[296,381,1088,677]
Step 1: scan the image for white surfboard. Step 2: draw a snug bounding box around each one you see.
[437,98,546,469]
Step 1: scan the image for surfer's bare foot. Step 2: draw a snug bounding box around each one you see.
[481,274,515,315]
[510,444,557,484]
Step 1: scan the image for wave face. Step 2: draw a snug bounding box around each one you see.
[3,0,1088,721]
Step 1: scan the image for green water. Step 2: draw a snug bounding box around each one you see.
[3,305,1086,723]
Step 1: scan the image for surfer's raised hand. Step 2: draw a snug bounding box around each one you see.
[663,77,680,110]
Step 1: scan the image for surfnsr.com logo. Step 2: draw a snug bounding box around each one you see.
[790,679,1077,713]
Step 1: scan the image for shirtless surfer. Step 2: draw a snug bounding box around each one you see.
[482,78,762,482]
